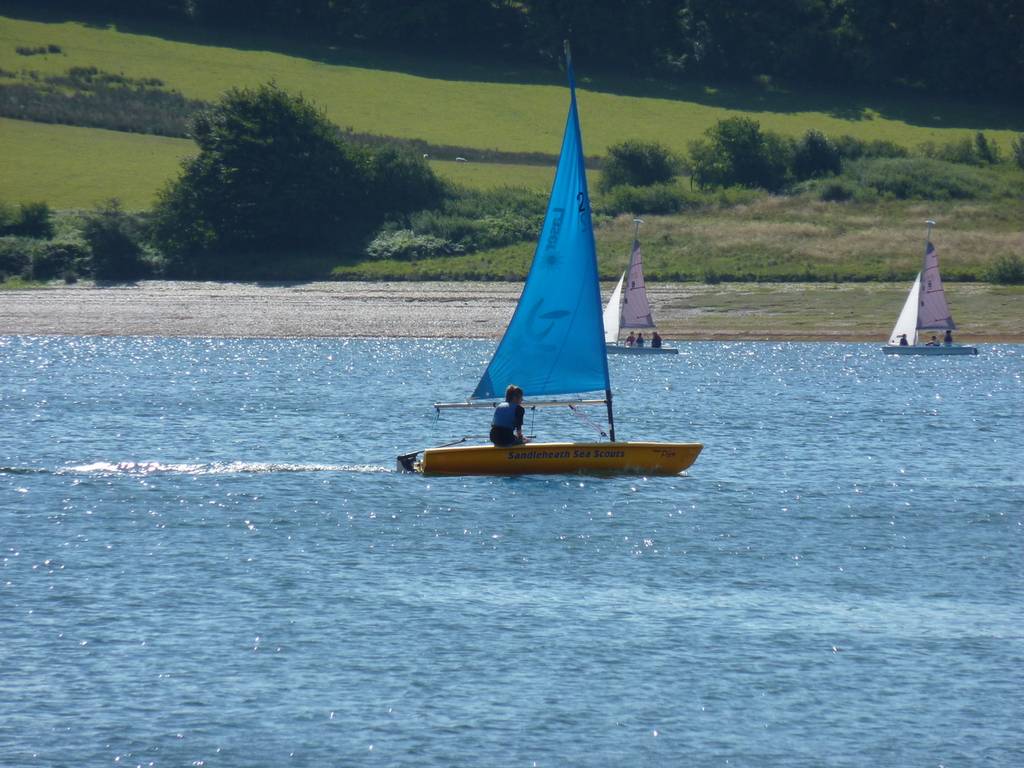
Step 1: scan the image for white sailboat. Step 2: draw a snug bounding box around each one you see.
[603,219,678,355]
[882,221,978,356]
[396,44,702,476]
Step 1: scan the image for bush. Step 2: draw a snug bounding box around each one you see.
[986,254,1024,284]
[817,181,856,202]
[793,130,841,180]
[1010,135,1024,170]
[918,133,1001,166]
[832,136,909,161]
[365,229,463,260]
[16,202,54,238]
[0,201,53,238]
[82,200,150,281]
[598,182,692,215]
[368,146,448,217]
[845,157,997,200]
[599,140,681,192]
[0,202,17,232]
[0,237,32,279]
[688,117,792,192]
[974,133,1001,164]
[31,240,91,281]
[403,186,545,251]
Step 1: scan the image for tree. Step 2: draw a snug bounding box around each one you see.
[599,140,680,192]
[152,83,442,275]
[793,130,841,181]
[688,117,792,191]
[1012,135,1024,170]
[83,199,149,281]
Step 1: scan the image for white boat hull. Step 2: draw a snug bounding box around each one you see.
[882,345,978,356]
[606,344,678,355]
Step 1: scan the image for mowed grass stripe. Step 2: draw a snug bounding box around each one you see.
[2,14,1022,159]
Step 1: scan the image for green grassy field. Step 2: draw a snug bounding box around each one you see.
[2,11,1022,161]
[0,117,193,209]
[0,117,564,209]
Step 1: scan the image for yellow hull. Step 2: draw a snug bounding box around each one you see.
[418,441,703,476]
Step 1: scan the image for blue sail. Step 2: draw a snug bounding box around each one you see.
[472,55,610,400]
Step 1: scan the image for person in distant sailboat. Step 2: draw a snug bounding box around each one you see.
[927,335,940,346]
[625,331,636,347]
[635,333,645,347]
[944,329,953,345]
[898,334,909,346]
[652,331,662,348]
[490,384,527,446]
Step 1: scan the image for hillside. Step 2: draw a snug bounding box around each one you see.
[2,12,1022,162]
[0,9,1021,288]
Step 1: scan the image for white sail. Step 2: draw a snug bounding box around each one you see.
[888,273,921,346]
[918,241,955,330]
[603,272,625,344]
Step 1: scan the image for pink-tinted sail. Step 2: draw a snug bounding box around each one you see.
[918,241,955,330]
[620,239,654,328]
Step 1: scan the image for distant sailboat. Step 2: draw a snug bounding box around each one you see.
[603,219,678,355]
[882,221,978,356]
[396,44,702,476]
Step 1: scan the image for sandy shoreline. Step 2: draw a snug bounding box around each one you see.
[1,281,1021,342]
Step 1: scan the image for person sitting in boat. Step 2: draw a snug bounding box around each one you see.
[490,384,527,446]
[944,329,953,345]
[651,331,662,348]
[926,335,940,346]
[898,334,909,346]
[635,333,645,347]
[625,332,636,347]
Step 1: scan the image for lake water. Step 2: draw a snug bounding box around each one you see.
[1,336,1021,767]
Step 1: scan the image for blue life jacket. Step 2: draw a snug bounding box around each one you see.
[492,401,518,429]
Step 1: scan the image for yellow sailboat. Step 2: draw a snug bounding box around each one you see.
[397,43,702,477]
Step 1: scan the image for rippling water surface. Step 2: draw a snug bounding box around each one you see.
[1,337,1021,767]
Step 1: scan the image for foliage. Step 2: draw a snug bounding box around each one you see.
[400,186,546,252]
[813,180,868,203]
[31,240,91,281]
[792,130,841,181]
[30,0,1022,98]
[986,254,1024,284]
[365,230,462,261]
[368,146,448,221]
[0,201,54,238]
[598,140,680,192]
[918,133,1003,166]
[0,202,18,233]
[0,237,31,279]
[688,117,793,192]
[598,182,693,215]
[839,157,1024,200]
[81,199,150,281]
[1013,135,1024,170]
[152,83,444,275]
[832,136,909,161]
[0,70,204,137]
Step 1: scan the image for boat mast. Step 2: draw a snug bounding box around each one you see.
[566,38,616,442]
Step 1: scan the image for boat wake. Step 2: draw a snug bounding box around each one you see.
[2,461,391,476]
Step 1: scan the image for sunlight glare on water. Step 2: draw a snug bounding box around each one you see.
[1,336,1021,766]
